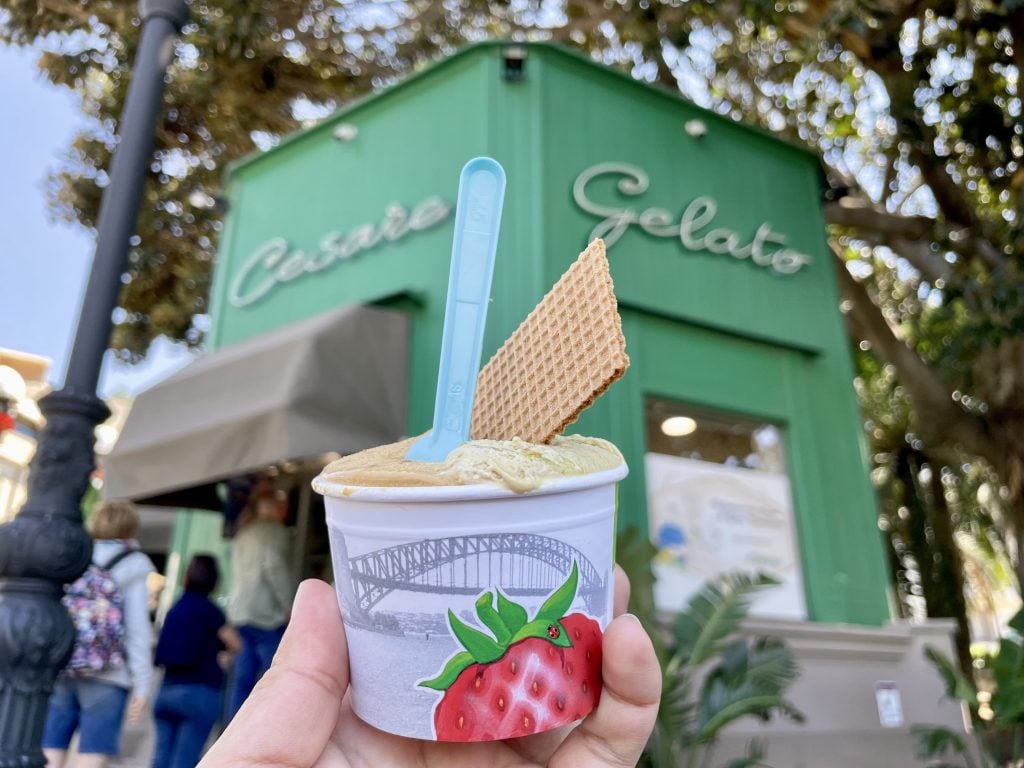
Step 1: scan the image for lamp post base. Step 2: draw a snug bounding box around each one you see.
[0,391,106,765]
[0,580,73,768]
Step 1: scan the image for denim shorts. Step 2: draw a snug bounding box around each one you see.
[42,677,129,755]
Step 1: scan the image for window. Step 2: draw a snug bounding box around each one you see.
[646,399,786,473]
[644,397,805,619]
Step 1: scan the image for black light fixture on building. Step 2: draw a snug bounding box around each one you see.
[502,45,528,83]
[0,0,188,763]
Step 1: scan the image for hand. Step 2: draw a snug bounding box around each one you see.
[126,696,147,723]
[200,571,661,767]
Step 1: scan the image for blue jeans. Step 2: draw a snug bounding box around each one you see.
[42,677,129,755]
[152,683,220,768]
[226,625,284,720]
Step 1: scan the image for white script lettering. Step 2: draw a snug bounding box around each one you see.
[229,196,452,308]
[572,162,811,275]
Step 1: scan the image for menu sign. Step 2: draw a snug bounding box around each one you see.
[645,452,806,619]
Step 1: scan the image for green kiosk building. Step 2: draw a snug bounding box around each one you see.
[106,42,963,764]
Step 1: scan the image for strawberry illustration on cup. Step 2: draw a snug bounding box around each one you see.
[419,561,603,741]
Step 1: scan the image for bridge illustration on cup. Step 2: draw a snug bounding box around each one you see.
[332,532,606,634]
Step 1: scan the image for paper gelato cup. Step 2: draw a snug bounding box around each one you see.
[313,462,627,741]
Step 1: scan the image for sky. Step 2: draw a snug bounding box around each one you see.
[0,43,194,397]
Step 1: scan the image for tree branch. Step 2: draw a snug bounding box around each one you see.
[889,238,953,286]
[906,144,974,228]
[826,201,952,283]
[904,139,1004,272]
[839,14,1008,274]
[825,200,935,240]
[831,245,991,461]
[653,48,678,91]
[826,197,1006,278]
[36,0,92,23]
[1005,6,1024,101]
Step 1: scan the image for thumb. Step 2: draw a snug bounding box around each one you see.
[550,613,661,767]
[199,580,349,768]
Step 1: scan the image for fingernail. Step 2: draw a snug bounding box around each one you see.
[292,579,316,614]
[620,612,642,626]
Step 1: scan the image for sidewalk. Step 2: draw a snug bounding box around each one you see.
[109,681,224,767]
[60,703,157,768]
[110,712,155,768]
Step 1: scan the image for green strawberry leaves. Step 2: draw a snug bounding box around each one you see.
[447,610,505,663]
[496,590,528,634]
[510,619,571,648]
[475,592,513,645]
[536,561,579,624]
[419,651,475,691]
[419,560,585,691]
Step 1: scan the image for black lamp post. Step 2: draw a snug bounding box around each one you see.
[0,1,188,763]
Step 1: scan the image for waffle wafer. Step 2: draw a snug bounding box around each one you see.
[470,239,629,443]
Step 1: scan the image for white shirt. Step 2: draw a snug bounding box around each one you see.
[228,519,296,629]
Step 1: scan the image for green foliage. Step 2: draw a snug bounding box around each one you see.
[989,633,1024,726]
[925,646,979,712]
[674,573,780,669]
[5,2,1024,376]
[495,590,528,635]
[1,0,464,359]
[922,607,1024,767]
[615,524,664,660]
[722,740,768,768]
[910,724,974,768]
[664,574,802,767]
[858,344,1016,675]
[696,638,804,740]
[617,531,802,768]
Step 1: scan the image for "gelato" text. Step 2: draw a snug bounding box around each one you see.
[572,162,811,275]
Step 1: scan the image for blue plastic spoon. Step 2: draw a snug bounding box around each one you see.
[405,157,506,462]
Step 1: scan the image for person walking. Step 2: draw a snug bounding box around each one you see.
[226,487,297,719]
[42,500,155,768]
[151,554,242,768]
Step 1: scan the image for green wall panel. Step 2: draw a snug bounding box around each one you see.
[209,55,495,435]
[608,309,889,624]
[532,51,834,354]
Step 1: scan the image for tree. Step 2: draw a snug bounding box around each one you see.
[858,349,1015,673]
[4,1,1023,582]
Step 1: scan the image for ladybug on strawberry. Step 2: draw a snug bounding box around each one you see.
[419,561,603,741]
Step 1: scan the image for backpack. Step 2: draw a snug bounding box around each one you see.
[63,548,138,675]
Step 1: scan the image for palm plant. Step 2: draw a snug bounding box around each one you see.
[617,529,804,768]
[915,606,1024,768]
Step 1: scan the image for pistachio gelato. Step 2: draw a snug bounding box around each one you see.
[316,434,623,494]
